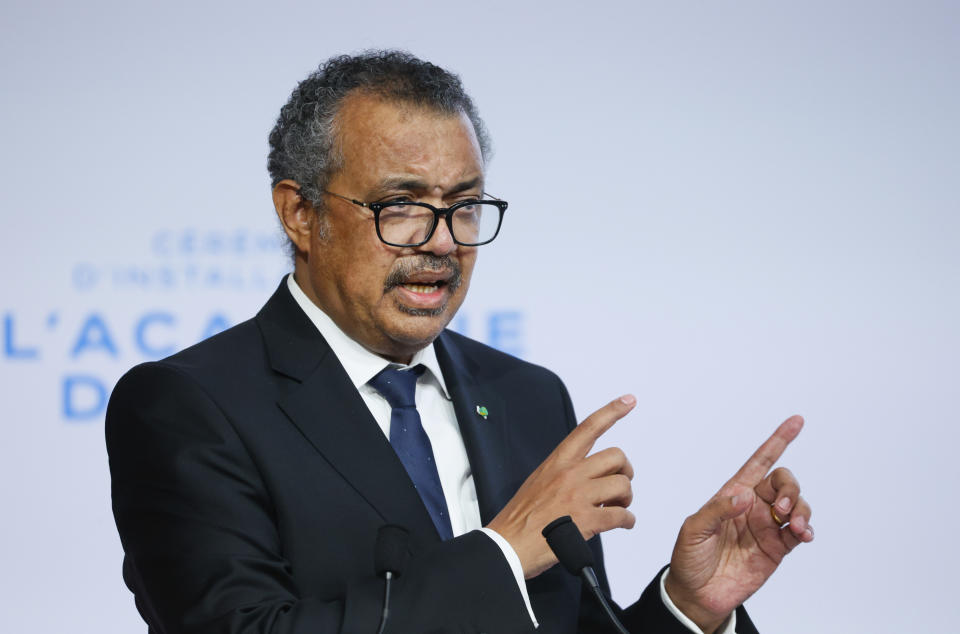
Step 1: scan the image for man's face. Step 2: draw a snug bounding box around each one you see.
[298,94,484,362]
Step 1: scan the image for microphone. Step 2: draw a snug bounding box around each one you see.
[542,516,630,634]
[374,524,409,634]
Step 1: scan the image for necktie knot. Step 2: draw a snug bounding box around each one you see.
[369,365,425,409]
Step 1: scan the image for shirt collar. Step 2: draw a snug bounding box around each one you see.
[285,274,451,398]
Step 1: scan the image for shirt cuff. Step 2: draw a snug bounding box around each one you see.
[478,527,539,628]
[660,567,736,634]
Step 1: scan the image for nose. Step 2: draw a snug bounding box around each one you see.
[419,215,456,256]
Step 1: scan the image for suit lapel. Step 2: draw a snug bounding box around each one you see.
[256,283,442,548]
[435,332,513,525]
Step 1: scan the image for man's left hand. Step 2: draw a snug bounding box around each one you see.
[664,415,814,633]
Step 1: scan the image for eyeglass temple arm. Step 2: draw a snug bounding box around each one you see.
[320,189,370,208]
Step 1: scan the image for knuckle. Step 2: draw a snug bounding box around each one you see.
[757,455,776,472]
[772,466,796,484]
[781,481,801,497]
[557,464,582,486]
[580,415,601,432]
[601,507,629,531]
[554,441,581,464]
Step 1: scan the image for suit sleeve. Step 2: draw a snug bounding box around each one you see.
[106,362,535,634]
[549,375,760,634]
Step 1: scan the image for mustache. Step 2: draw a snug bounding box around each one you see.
[383,255,462,293]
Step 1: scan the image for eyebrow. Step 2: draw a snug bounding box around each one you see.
[375,175,484,196]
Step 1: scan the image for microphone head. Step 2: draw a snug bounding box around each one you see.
[374,524,410,578]
[542,516,596,576]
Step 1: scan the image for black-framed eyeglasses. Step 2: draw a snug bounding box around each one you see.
[321,190,508,247]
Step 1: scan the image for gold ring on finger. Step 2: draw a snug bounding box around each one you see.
[770,504,787,527]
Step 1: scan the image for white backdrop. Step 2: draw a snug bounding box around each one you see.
[2,1,958,632]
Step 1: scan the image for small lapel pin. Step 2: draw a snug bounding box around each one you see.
[475,405,489,419]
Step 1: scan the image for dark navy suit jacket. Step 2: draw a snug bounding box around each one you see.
[107,282,758,633]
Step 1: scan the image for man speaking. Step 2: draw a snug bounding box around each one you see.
[106,51,813,633]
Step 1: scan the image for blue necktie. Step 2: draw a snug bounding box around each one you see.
[369,365,454,541]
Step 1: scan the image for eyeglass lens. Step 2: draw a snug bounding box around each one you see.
[378,201,501,246]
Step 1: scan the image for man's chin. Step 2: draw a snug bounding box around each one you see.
[383,300,455,348]
[379,285,468,353]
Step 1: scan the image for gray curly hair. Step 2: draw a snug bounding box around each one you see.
[267,50,491,211]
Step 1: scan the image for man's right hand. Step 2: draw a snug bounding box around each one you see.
[486,394,638,578]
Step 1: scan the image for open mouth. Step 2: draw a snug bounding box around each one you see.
[400,281,446,294]
[386,257,462,317]
[385,255,462,297]
[393,277,452,317]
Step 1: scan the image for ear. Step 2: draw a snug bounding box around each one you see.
[273,179,314,255]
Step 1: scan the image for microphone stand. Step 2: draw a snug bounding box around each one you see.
[542,516,630,634]
[374,524,409,634]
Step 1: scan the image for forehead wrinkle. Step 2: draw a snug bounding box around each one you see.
[335,94,484,198]
[373,174,484,198]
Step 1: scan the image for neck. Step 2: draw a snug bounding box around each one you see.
[290,269,420,366]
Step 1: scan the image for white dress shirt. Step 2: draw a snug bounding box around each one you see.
[286,274,735,633]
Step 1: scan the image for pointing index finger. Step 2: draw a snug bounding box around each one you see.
[561,394,637,460]
[729,415,804,486]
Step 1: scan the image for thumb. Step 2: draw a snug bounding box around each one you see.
[687,485,752,538]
